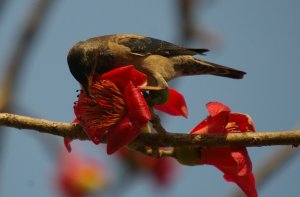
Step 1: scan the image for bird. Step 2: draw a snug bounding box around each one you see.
[67,34,246,96]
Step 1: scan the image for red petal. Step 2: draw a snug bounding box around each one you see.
[206,101,231,117]
[229,113,256,132]
[100,65,147,89]
[200,148,237,169]
[64,119,79,152]
[130,68,148,87]
[200,148,252,177]
[231,148,252,176]
[72,118,79,124]
[85,128,104,145]
[190,102,231,134]
[153,157,177,186]
[154,88,188,118]
[64,138,72,153]
[101,65,134,89]
[107,117,140,154]
[200,147,256,197]
[73,117,106,144]
[190,102,230,134]
[124,82,151,128]
[190,111,229,134]
[224,172,257,197]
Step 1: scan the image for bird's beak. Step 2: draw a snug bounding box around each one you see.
[83,74,93,98]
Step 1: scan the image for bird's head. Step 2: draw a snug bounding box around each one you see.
[67,42,96,97]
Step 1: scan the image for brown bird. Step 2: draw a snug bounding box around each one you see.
[67,34,245,96]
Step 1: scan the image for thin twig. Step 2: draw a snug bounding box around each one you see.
[0,0,57,110]
[1,113,300,148]
[177,0,220,47]
[0,0,57,189]
[255,147,299,188]
[150,109,168,134]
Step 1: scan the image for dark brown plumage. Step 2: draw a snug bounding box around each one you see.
[67,34,246,95]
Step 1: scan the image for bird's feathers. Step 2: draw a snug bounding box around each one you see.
[116,35,208,57]
[68,34,246,95]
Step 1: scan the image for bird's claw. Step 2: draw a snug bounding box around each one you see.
[139,86,164,91]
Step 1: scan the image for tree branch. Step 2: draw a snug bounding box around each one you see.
[1,112,300,148]
[0,113,87,139]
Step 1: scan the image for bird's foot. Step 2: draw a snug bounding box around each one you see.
[139,85,164,91]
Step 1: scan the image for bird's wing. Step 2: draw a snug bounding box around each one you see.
[117,36,209,57]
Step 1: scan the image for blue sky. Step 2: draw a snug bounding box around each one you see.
[1,0,300,196]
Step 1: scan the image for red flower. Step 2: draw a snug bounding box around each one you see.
[154,88,188,118]
[118,148,178,186]
[190,102,257,197]
[57,151,108,197]
[74,66,151,154]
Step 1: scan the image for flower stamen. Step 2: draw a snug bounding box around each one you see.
[74,80,126,130]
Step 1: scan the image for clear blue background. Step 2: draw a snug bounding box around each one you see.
[1,0,300,196]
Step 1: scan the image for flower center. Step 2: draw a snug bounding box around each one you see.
[74,80,126,130]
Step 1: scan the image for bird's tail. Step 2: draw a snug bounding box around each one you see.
[173,56,246,79]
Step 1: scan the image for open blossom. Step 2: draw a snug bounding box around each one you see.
[73,65,151,154]
[57,151,108,197]
[69,65,188,154]
[118,147,178,186]
[189,101,257,197]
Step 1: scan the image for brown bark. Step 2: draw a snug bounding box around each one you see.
[1,113,299,148]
